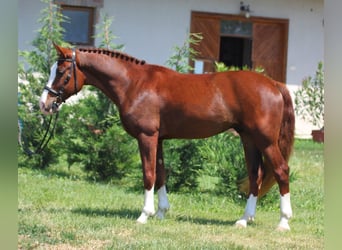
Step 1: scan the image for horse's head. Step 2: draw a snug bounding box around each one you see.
[39,44,85,115]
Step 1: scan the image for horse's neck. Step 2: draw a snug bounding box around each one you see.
[78,53,135,106]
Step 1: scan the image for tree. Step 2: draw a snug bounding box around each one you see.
[94,12,124,51]
[18,0,70,168]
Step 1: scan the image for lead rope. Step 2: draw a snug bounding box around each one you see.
[18,112,59,156]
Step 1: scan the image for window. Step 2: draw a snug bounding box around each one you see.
[220,20,252,38]
[61,5,95,46]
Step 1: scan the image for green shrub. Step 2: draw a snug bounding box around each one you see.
[164,139,204,192]
[163,132,246,198]
[165,32,202,73]
[57,88,140,182]
[199,132,246,199]
[294,61,324,128]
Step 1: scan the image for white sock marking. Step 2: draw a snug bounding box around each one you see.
[156,185,170,219]
[280,193,292,218]
[137,185,155,224]
[278,193,292,230]
[235,194,258,228]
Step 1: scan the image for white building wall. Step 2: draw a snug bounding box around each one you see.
[18,1,46,51]
[101,0,324,86]
[18,0,324,137]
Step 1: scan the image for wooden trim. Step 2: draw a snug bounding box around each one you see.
[191,11,289,25]
[60,5,95,46]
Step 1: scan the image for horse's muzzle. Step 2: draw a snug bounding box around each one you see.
[40,100,59,115]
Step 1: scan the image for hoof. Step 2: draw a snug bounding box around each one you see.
[155,208,167,220]
[235,219,247,228]
[276,224,291,232]
[277,217,291,231]
[136,212,150,224]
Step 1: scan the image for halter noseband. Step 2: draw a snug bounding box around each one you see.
[44,48,78,104]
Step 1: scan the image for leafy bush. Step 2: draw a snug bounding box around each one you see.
[200,133,246,198]
[165,33,202,73]
[57,88,140,182]
[163,132,246,198]
[164,139,204,192]
[294,61,324,129]
[215,61,265,73]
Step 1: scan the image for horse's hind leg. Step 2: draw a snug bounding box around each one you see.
[236,136,263,228]
[263,144,292,231]
[155,140,170,219]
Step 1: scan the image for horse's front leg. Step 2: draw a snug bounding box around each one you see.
[136,132,158,224]
[155,140,170,219]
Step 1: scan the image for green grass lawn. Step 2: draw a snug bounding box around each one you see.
[18,139,324,249]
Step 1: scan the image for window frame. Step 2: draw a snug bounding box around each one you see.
[60,5,95,46]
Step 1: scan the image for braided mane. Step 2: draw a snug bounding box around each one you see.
[78,48,146,65]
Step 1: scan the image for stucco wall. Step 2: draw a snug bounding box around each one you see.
[18,0,324,137]
[101,0,323,86]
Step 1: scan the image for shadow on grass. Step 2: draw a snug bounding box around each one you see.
[175,215,236,226]
[71,207,236,226]
[71,207,141,220]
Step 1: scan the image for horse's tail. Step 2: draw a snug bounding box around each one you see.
[239,82,295,197]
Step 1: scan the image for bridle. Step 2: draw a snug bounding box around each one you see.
[19,48,79,156]
[43,47,78,106]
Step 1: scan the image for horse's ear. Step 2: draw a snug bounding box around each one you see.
[53,43,68,58]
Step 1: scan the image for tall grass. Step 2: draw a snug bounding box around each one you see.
[18,139,323,249]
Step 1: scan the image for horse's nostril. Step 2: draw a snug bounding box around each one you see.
[52,102,59,112]
[39,101,52,115]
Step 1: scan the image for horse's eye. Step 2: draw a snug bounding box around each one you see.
[57,68,65,75]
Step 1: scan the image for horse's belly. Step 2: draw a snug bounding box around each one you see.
[160,115,233,139]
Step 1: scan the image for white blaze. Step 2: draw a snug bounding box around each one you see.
[39,62,58,108]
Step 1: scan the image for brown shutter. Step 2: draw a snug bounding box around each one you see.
[252,21,288,82]
[190,12,220,72]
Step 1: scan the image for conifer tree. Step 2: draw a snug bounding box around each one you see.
[18,0,69,168]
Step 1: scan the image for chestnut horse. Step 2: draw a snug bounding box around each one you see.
[40,45,295,231]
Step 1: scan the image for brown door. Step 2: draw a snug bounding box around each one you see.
[190,11,288,82]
